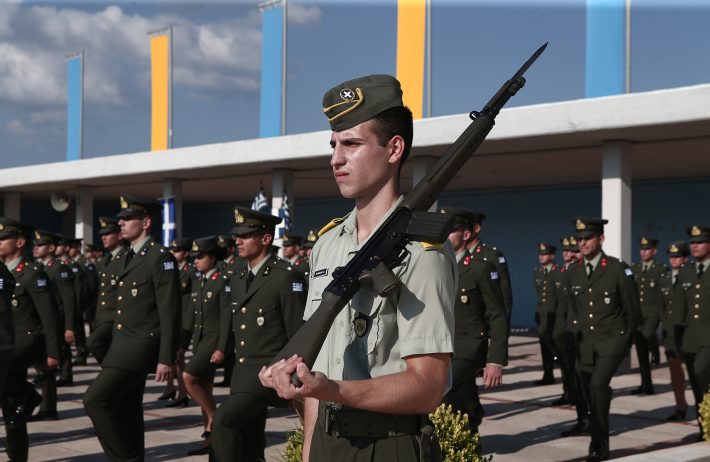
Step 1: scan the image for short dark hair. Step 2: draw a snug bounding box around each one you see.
[370,105,413,174]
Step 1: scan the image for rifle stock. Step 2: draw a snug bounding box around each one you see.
[270,43,547,385]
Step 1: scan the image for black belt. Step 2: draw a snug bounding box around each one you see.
[318,402,423,438]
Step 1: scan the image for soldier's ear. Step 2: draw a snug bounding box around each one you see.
[473,224,482,235]
[598,234,605,245]
[142,216,152,231]
[16,236,27,249]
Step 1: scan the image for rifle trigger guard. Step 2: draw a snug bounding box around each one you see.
[357,262,402,298]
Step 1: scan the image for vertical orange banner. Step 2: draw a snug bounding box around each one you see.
[150,32,170,151]
[396,0,426,120]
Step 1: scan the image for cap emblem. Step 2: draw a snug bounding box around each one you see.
[562,238,569,246]
[691,226,702,236]
[576,219,586,230]
[670,244,679,253]
[641,237,649,245]
[120,196,129,209]
[340,88,355,101]
[192,242,199,252]
[307,230,317,242]
[35,231,41,240]
[235,210,245,224]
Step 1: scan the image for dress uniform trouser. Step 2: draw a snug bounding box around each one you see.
[634,316,659,389]
[83,367,147,462]
[683,347,710,434]
[554,331,586,419]
[209,392,268,462]
[538,313,556,380]
[2,365,34,462]
[74,308,87,360]
[443,357,483,430]
[85,322,113,365]
[577,353,625,452]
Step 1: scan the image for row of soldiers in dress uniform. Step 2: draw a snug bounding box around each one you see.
[0,195,322,461]
[533,218,710,461]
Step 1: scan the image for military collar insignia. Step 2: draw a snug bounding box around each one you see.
[120,196,129,209]
[211,272,219,280]
[575,219,585,230]
[601,258,607,268]
[263,266,271,276]
[15,262,24,272]
[235,210,245,224]
[463,255,471,266]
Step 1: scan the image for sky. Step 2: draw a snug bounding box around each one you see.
[0,0,709,168]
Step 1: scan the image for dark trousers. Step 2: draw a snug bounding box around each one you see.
[684,346,710,433]
[38,362,57,413]
[74,309,87,359]
[555,331,586,419]
[209,392,268,462]
[634,316,659,388]
[577,354,625,453]
[86,322,113,365]
[537,313,556,379]
[310,413,423,462]
[443,357,483,431]
[83,367,147,462]
[2,365,34,462]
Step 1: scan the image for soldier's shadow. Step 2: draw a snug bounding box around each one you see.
[480,419,581,456]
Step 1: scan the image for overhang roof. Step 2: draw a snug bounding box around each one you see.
[3,83,710,202]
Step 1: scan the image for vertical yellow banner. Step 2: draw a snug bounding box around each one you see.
[150,33,170,151]
[396,0,426,120]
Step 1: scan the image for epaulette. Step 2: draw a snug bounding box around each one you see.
[319,214,349,237]
[421,242,443,250]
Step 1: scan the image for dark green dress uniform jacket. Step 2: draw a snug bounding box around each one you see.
[68,259,89,314]
[102,238,181,373]
[553,264,574,339]
[0,264,15,393]
[454,251,508,367]
[10,259,61,361]
[631,260,667,320]
[178,262,198,350]
[94,248,127,325]
[190,270,230,355]
[567,254,641,365]
[219,255,244,277]
[679,264,710,354]
[534,264,558,337]
[42,259,77,334]
[219,258,306,401]
[291,256,310,279]
[470,241,513,321]
[659,269,687,352]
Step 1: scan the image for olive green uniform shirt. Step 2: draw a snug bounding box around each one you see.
[306,202,456,385]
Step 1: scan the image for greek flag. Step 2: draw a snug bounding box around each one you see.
[278,189,292,238]
[161,196,176,247]
[251,185,270,213]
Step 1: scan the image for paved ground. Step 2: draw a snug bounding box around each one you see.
[1,335,707,461]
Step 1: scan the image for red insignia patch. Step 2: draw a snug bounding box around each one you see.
[295,260,301,266]
[561,266,566,272]
[476,247,481,253]
[211,272,219,280]
[463,255,471,266]
[552,264,557,270]
[15,263,24,272]
[601,258,607,268]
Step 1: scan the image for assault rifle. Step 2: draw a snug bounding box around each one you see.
[271,43,547,384]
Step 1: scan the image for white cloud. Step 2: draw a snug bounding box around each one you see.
[288,4,322,25]
[6,119,27,134]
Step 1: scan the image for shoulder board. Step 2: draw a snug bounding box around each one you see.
[318,214,349,237]
[421,242,443,250]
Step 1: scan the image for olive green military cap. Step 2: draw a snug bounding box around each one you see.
[231,207,282,236]
[0,218,32,239]
[190,236,226,259]
[560,235,580,252]
[667,240,689,257]
[98,216,120,235]
[115,194,162,219]
[639,236,659,249]
[217,235,235,248]
[33,229,58,245]
[538,242,557,255]
[282,234,303,247]
[300,229,318,249]
[322,74,403,132]
[54,233,73,246]
[169,237,193,252]
[573,217,608,239]
[686,225,710,243]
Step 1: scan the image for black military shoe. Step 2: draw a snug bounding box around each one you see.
[534,375,555,386]
[72,356,88,366]
[560,419,590,437]
[587,442,609,461]
[7,390,43,429]
[28,410,58,422]
[551,395,573,406]
[57,378,74,387]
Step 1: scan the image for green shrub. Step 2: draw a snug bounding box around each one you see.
[699,389,710,442]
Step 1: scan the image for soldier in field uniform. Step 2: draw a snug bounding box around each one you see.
[83,195,181,462]
[565,217,641,462]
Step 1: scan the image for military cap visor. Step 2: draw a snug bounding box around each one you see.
[231,207,281,236]
[573,217,608,238]
[33,229,57,245]
[538,243,556,254]
[115,195,162,219]
[687,225,710,243]
[0,218,32,240]
[190,236,226,259]
[322,74,404,132]
[169,237,193,252]
[282,235,303,246]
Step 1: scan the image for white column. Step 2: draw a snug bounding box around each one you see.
[74,187,94,245]
[3,192,21,220]
[601,140,632,263]
[163,179,183,238]
[271,169,295,255]
[411,156,438,211]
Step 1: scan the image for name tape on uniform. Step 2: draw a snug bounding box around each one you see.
[313,268,328,278]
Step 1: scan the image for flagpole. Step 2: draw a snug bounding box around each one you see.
[282,0,287,136]
[426,0,431,118]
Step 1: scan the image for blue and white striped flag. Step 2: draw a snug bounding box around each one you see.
[251,184,270,213]
[161,196,176,247]
[278,189,292,238]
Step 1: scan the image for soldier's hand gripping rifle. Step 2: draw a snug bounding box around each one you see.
[271,43,547,385]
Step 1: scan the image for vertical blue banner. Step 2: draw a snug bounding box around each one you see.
[586,0,625,97]
[66,53,83,161]
[161,197,176,247]
[259,5,284,138]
